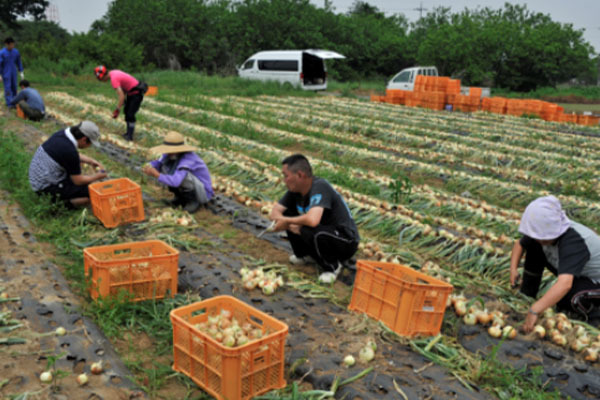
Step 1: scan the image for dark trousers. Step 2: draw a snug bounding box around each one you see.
[287,225,358,272]
[521,241,600,316]
[18,100,44,121]
[124,93,143,123]
[37,177,89,209]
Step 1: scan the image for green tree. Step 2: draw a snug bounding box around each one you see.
[0,0,48,27]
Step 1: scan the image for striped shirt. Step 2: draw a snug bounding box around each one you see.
[28,129,80,191]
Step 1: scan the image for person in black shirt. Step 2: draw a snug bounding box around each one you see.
[28,121,107,207]
[270,154,360,283]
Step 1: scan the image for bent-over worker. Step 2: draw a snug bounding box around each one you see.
[28,121,106,207]
[510,195,600,331]
[142,132,213,213]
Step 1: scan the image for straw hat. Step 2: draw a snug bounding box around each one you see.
[150,132,197,155]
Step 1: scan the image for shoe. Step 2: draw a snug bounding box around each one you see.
[318,262,343,284]
[289,255,315,265]
[122,132,133,141]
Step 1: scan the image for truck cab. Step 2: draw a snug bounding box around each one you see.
[387,66,439,91]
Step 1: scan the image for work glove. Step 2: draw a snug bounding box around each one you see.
[112,108,120,119]
[20,71,24,79]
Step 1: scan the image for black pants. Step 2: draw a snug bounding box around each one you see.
[287,225,358,272]
[38,178,89,208]
[521,241,600,316]
[124,93,144,123]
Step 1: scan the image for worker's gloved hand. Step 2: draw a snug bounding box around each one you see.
[112,108,120,119]
[20,71,24,80]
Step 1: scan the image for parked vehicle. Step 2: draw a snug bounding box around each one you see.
[386,66,439,91]
[237,50,345,90]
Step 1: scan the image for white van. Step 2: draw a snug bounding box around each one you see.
[238,50,345,90]
[386,66,439,91]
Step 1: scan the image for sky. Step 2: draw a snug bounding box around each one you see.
[48,0,600,53]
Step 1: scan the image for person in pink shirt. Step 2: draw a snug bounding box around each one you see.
[94,65,148,141]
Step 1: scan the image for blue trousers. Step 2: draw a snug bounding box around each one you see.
[3,73,17,106]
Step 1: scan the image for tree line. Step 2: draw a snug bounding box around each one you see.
[2,0,597,91]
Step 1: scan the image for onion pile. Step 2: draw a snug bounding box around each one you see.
[239,267,284,296]
[449,294,600,362]
[194,309,268,348]
[149,210,194,226]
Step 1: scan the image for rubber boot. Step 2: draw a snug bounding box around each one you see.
[122,122,135,141]
[180,190,201,213]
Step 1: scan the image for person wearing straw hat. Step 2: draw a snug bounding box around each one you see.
[143,132,213,213]
[510,195,600,331]
[28,121,106,208]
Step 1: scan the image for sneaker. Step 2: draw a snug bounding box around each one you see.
[318,262,343,284]
[289,255,315,265]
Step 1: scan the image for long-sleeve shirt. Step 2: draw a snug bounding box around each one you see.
[0,47,23,77]
[9,88,45,113]
[150,152,214,200]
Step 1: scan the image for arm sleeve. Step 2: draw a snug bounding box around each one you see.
[150,159,162,169]
[278,191,295,210]
[308,180,332,210]
[519,235,534,249]
[8,91,25,106]
[558,229,590,276]
[157,168,187,188]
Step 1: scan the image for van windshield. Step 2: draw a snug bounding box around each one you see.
[242,60,255,70]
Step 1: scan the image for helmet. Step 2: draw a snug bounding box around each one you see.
[94,65,107,80]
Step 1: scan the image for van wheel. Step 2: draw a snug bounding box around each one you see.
[282,82,294,90]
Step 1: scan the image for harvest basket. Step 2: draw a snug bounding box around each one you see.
[89,178,144,228]
[84,240,178,301]
[170,295,288,400]
[349,261,453,337]
[146,86,158,96]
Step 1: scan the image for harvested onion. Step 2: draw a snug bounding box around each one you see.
[40,371,52,383]
[76,373,88,385]
[358,346,375,363]
[90,361,103,375]
[343,355,356,367]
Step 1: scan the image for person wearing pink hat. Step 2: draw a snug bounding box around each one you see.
[510,195,600,331]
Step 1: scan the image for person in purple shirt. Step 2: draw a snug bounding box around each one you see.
[142,132,213,213]
[0,37,24,107]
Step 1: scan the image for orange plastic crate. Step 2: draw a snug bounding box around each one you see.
[171,295,288,400]
[349,261,453,337]
[89,178,145,228]
[146,86,158,96]
[84,240,179,301]
[16,104,25,119]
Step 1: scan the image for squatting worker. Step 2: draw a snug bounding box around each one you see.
[9,80,45,121]
[0,37,24,107]
[270,154,360,284]
[94,65,147,141]
[142,132,213,213]
[510,195,600,332]
[28,121,107,208]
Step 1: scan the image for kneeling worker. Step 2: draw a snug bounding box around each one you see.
[142,132,213,213]
[28,121,107,207]
[9,80,45,121]
[510,195,600,331]
[270,154,360,283]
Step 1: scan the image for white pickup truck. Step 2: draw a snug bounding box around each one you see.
[386,66,490,97]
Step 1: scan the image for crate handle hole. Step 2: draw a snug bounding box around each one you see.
[192,308,207,318]
[249,315,264,326]
[113,248,132,256]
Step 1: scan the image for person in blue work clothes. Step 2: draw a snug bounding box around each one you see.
[0,37,24,107]
[9,80,44,121]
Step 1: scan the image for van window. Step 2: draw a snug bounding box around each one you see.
[242,60,255,70]
[393,70,411,83]
[258,60,299,71]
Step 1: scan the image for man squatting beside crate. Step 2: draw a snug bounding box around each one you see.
[142,131,214,213]
[28,121,107,208]
[9,80,45,121]
[270,154,360,283]
[94,65,148,141]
